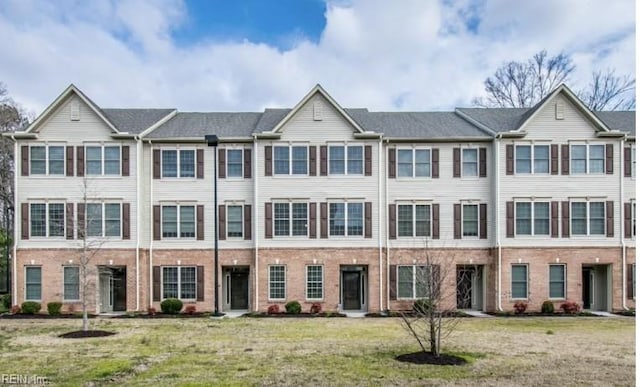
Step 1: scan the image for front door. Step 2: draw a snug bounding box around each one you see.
[99,272,113,313]
[342,271,362,310]
[582,268,593,310]
[230,271,249,310]
[457,267,473,309]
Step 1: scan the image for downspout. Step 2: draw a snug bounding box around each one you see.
[11,136,17,306]
[148,140,154,308]
[620,135,628,310]
[385,138,390,311]
[377,137,383,312]
[135,136,142,311]
[495,134,503,311]
[253,135,259,312]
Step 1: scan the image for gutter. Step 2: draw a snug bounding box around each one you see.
[11,135,17,306]
[135,135,142,311]
[377,137,383,311]
[385,138,390,311]
[148,139,154,308]
[495,133,503,312]
[620,135,629,310]
[253,135,259,311]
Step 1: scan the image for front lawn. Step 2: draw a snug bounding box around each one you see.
[0,317,634,386]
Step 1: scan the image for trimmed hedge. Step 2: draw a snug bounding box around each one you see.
[21,301,42,315]
[47,302,63,315]
[160,298,183,314]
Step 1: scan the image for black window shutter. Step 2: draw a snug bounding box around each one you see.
[364,145,372,176]
[320,202,328,238]
[561,201,570,237]
[453,204,461,239]
[196,266,205,301]
[624,202,632,238]
[606,201,614,237]
[21,146,29,176]
[122,145,130,177]
[153,266,161,302]
[551,201,559,238]
[624,147,632,177]
[244,148,252,178]
[389,265,397,301]
[66,146,75,176]
[561,145,570,175]
[453,148,460,178]
[506,144,514,175]
[153,205,161,240]
[431,148,439,178]
[152,149,160,179]
[432,203,439,239]
[320,146,327,176]
[196,149,204,179]
[218,148,226,179]
[605,144,614,174]
[309,202,317,238]
[551,145,559,175]
[244,204,252,240]
[265,146,273,176]
[265,202,273,239]
[506,201,514,238]
[479,147,487,177]
[77,146,85,177]
[218,205,226,240]
[308,146,317,176]
[364,202,372,238]
[388,204,396,240]
[196,205,204,240]
[21,203,29,240]
[388,148,396,178]
[479,203,487,239]
[122,203,130,240]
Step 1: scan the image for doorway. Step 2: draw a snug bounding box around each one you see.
[456,265,484,310]
[98,266,126,313]
[341,266,367,311]
[582,265,611,311]
[223,266,250,311]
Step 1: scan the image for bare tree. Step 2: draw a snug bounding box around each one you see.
[473,50,635,111]
[397,244,468,357]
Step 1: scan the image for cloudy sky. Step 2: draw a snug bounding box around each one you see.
[0,0,635,115]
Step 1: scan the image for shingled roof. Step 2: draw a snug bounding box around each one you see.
[146,112,262,139]
[595,111,636,136]
[102,109,175,134]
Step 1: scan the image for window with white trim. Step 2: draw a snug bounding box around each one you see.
[329,202,363,236]
[25,266,42,301]
[549,264,565,299]
[515,202,550,235]
[306,265,323,300]
[571,144,604,174]
[227,205,243,238]
[462,204,478,237]
[511,264,528,299]
[86,145,121,176]
[227,149,243,177]
[516,145,549,174]
[397,204,431,237]
[269,265,286,300]
[86,203,121,237]
[30,202,65,238]
[571,202,605,236]
[162,266,196,300]
[63,266,80,301]
[397,265,432,299]
[329,145,363,175]
[462,148,478,177]
[274,145,307,175]
[397,148,430,178]
[30,145,65,175]
[162,149,195,178]
[274,202,307,237]
[162,205,195,239]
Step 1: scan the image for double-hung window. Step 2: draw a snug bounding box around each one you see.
[162,205,196,239]
[227,149,243,177]
[306,265,323,300]
[30,202,65,238]
[397,204,431,237]
[162,266,196,300]
[571,144,605,174]
[329,202,363,236]
[227,205,243,238]
[515,145,549,174]
[269,265,286,300]
[571,202,605,236]
[462,204,479,237]
[86,145,121,176]
[30,145,65,175]
[397,265,432,299]
[25,267,42,301]
[515,202,550,235]
[549,264,566,299]
[511,265,528,299]
[162,149,195,178]
[274,145,307,175]
[63,266,80,301]
[86,203,121,237]
[462,148,478,177]
[274,202,307,237]
[397,148,430,178]
[329,145,363,175]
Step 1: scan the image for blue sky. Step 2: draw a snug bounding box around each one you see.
[0,0,635,114]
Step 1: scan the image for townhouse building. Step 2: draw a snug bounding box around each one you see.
[4,83,635,314]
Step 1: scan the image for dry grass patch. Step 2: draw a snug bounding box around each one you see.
[0,317,633,386]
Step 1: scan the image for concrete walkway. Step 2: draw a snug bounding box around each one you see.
[462,310,494,318]
[588,311,623,317]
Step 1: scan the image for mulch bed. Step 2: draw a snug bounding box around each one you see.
[58,330,116,339]
[244,312,346,318]
[0,314,96,319]
[395,351,467,366]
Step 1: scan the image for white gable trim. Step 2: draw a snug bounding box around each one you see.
[516,84,610,133]
[269,84,366,134]
[24,84,120,134]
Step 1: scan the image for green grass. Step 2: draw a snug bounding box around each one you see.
[0,317,634,386]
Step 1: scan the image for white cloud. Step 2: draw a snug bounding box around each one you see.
[0,0,634,115]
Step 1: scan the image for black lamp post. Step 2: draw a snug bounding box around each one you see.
[4,205,13,295]
[205,135,224,316]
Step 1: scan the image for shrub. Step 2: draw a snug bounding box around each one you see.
[21,301,42,315]
[513,301,528,314]
[160,298,183,314]
[413,298,434,314]
[560,301,580,314]
[183,305,197,315]
[47,302,63,315]
[10,305,20,314]
[267,304,280,314]
[285,300,302,314]
[1,294,11,309]
[147,307,157,316]
[541,300,555,314]
[310,302,322,314]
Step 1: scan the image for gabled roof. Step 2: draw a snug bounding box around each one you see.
[254,109,290,132]
[24,84,120,134]
[267,84,367,134]
[146,112,262,139]
[102,109,175,135]
[455,108,528,133]
[595,111,636,136]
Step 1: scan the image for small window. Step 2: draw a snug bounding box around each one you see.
[227,205,243,238]
[162,266,196,300]
[162,205,195,239]
[515,145,549,174]
[398,204,431,237]
[274,145,307,175]
[306,265,323,300]
[462,149,478,177]
[571,144,605,174]
[274,203,307,237]
[25,266,42,301]
[30,203,65,238]
[269,265,286,300]
[63,266,80,301]
[227,149,243,177]
[329,145,363,175]
[85,203,122,238]
[462,204,478,237]
[549,264,566,299]
[162,149,194,178]
[398,148,430,178]
[511,265,528,299]
[49,146,65,175]
[571,202,605,236]
[329,202,363,237]
[30,145,65,176]
[515,202,550,236]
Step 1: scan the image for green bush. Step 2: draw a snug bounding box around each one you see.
[541,300,554,314]
[1,294,11,310]
[413,298,434,314]
[160,298,183,314]
[47,302,63,315]
[21,301,42,315]
[285,300,301,314]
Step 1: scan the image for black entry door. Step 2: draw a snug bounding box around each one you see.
[112,268,127,312]
[342,271,361,310]
[457,268,473,309]
[230,272,249,310]
[582,268,592,310]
